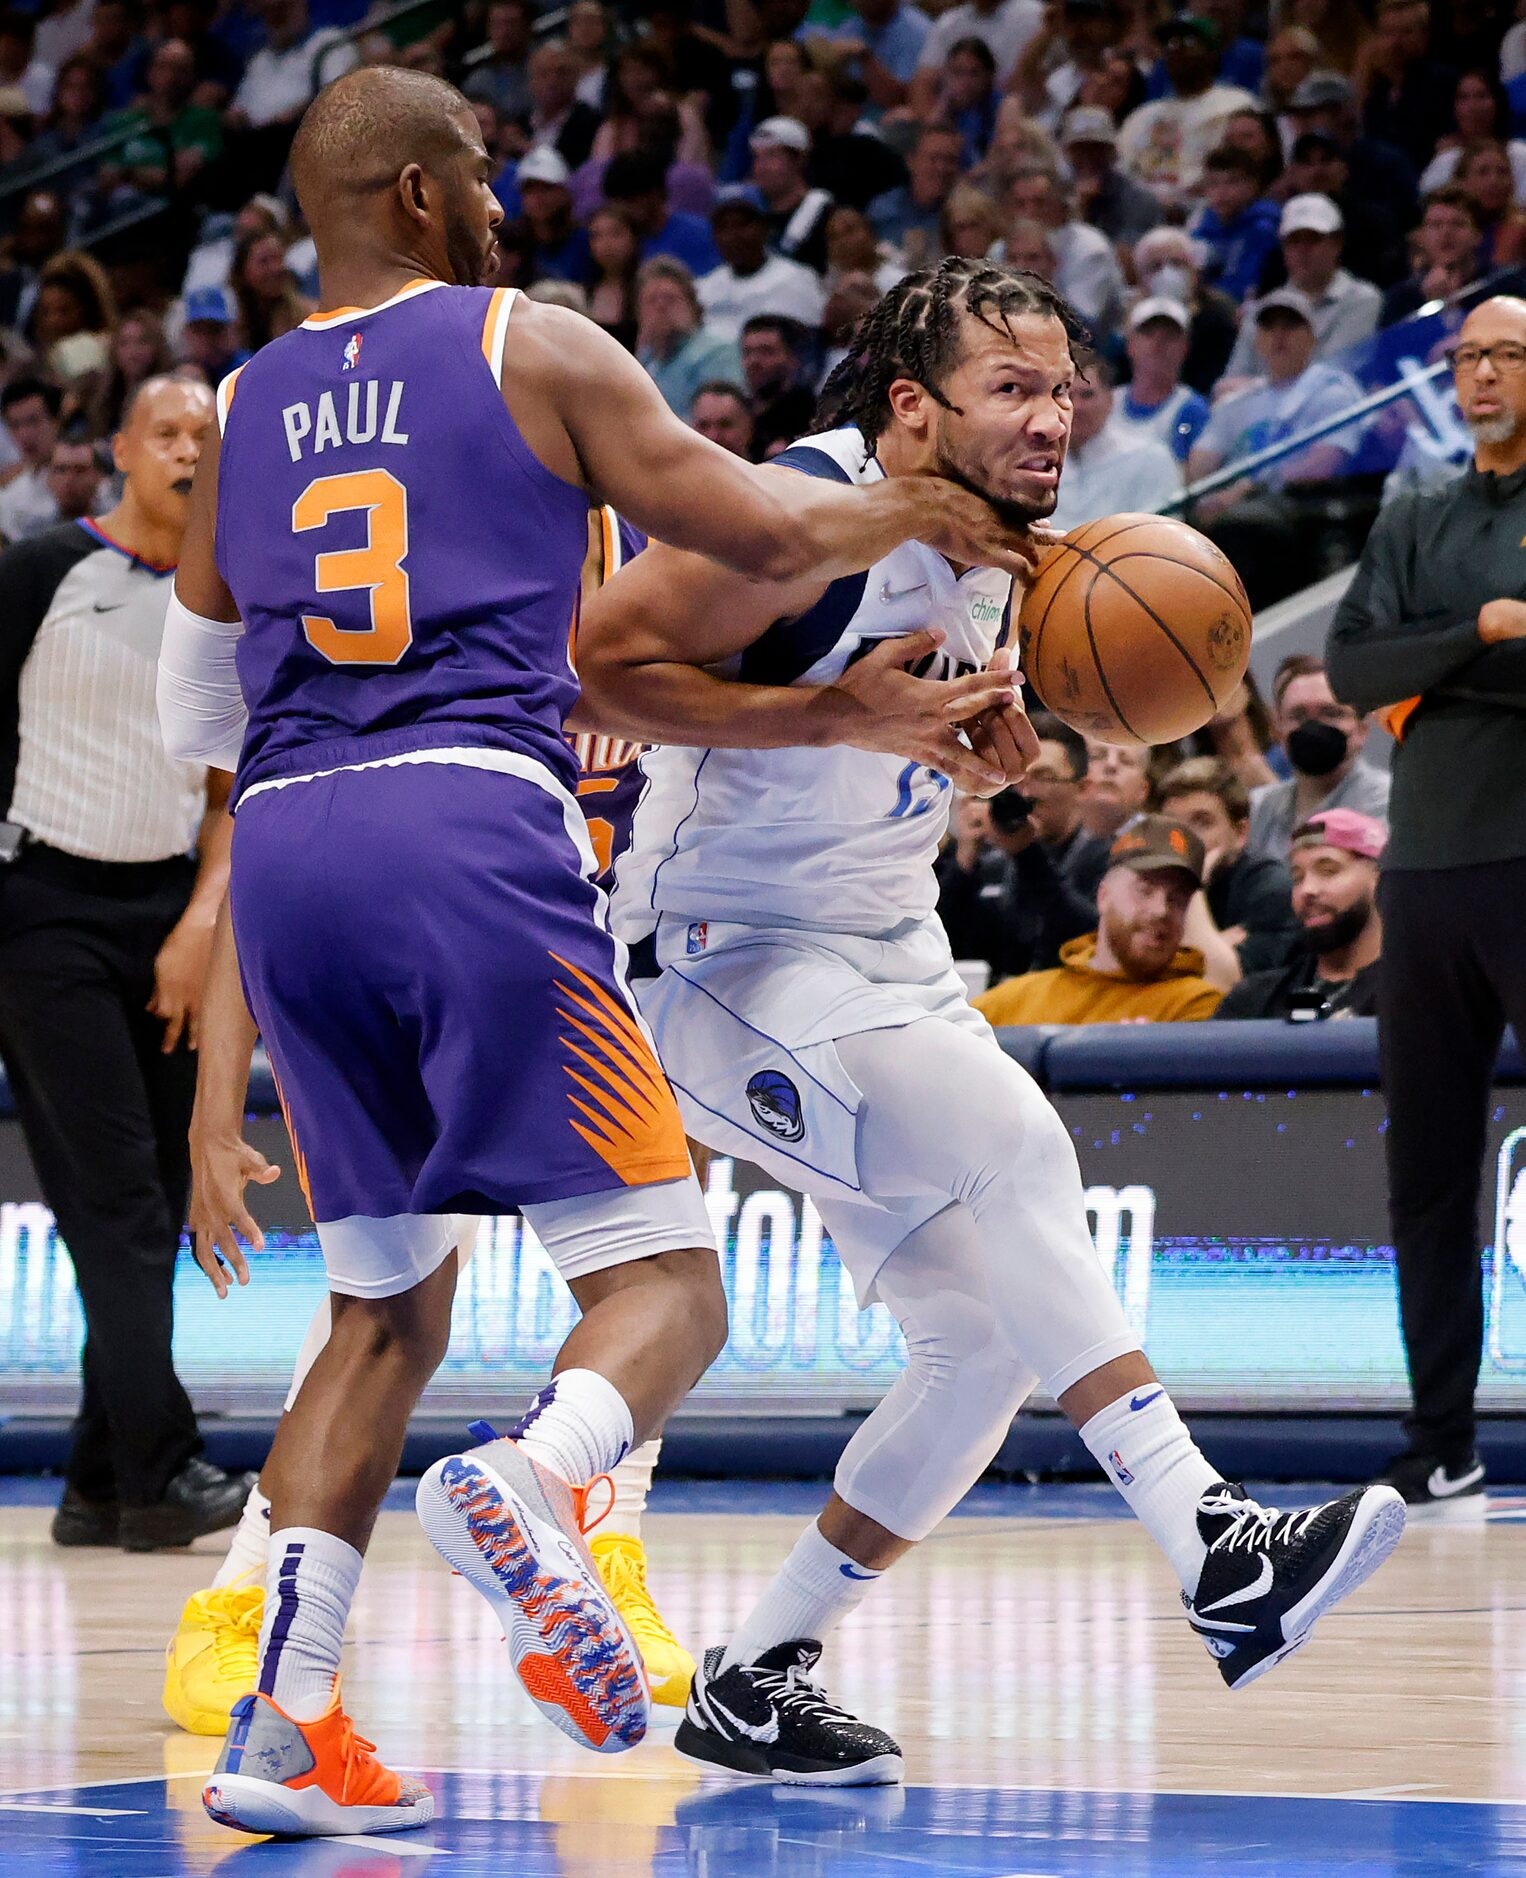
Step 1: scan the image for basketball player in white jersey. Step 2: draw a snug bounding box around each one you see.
[577,257,1406,1785]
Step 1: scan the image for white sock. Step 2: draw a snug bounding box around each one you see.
[212,1478,272,1590]
[256,1527,362,1722]
[600,1437,660,1539]
[508,1367,634,1483]
[1081,1387,1221,1594]
[722,1521,883,1671]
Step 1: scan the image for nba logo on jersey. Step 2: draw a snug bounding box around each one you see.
[686,921,708,955]
[342,332,362,371]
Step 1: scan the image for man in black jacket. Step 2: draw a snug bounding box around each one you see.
[1214,807,1384,1019]
[1327,293,1526,1519]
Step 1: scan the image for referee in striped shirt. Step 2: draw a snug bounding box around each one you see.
[0,376,252,1551]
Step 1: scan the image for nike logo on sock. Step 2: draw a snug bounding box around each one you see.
[1129,1389,1165,1412]
[839,1563,877,1580]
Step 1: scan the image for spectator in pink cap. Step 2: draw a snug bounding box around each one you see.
[1214,807,1384,1018]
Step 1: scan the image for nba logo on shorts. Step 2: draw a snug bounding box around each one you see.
[342,332,362,372]
[1108,1448,1134,1486]
[686,921,708,955]
[747,1069,805,1143]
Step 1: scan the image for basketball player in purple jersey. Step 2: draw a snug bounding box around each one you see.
[159,507,694,1744]
[157,67,1038,1838]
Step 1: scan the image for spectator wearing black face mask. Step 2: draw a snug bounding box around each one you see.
[1245,654,1390,863]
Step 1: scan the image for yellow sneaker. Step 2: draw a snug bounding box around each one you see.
[589,1531,695,1709]
[162,1581,264,1736]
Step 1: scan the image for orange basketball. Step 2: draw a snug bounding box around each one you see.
[1016,513,1252,747]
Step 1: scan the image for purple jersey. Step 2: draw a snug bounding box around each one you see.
[215,281,590,805]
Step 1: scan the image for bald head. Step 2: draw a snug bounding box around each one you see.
[288,67,503,294]
[114,375,215,541]
[1455,295,1526,458]
[291,66,475,223]
[120,372,214,439]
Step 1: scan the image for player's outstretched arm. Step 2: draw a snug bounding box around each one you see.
[187,894,280,1298]
[574,539,1027,794]
[505,301,1046,586]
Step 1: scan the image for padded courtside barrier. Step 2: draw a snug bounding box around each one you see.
[994,1019,1524,1092]
[0,1024,1517,1120]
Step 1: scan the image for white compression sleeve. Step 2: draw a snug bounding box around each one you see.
[157,586,247,769]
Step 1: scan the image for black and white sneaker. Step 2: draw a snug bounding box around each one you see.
[1376,1451,1487,1522]
[675,1640,903,1787]
[1184,1481,1406,1691]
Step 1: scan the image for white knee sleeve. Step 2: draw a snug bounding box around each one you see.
[833,1205,1037,1541]
[838,1022,1140,1402]
[281,1221,479,1415]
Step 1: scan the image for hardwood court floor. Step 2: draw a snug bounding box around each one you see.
[0,1482,1523,1874]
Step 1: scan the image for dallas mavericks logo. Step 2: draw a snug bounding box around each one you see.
[746,1070,805,1144]
[342,332,363,372]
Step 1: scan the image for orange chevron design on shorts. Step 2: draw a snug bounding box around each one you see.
[268,1066,314,1215]
[549,952,690,1185]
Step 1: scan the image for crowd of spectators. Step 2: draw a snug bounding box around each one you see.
[0,0,1516,564]
[946,650,1392,1026]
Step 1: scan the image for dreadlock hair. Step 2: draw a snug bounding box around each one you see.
[814,255,1091,447]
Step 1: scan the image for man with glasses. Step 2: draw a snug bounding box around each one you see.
[1327,295,1526,1518]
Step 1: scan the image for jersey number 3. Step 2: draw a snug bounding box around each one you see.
[293,468,413,666]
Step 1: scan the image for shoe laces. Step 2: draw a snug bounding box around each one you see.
[593,1534,680,1647]
[748,1661,843,1724]
[1209,1496,1318,1557]
[570,1472,615,1536]
[194,1585,264,1677]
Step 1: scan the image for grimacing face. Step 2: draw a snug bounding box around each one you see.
[924,309,1073,524]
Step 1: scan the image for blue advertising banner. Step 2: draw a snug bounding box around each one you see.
[4,1086,1526,1418]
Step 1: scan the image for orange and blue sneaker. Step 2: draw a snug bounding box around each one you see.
[415,1434,650,1753]
[202,1687,434,1837]
[589,1530,695,1708]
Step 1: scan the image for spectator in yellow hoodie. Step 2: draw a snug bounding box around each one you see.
[975,814,1224,1025]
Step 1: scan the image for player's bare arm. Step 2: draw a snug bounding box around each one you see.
[186,896,279,1298]
[572,538,1026,795]
[503,300,1049,586]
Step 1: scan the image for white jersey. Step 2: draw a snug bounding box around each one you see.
[613,427,1015,943]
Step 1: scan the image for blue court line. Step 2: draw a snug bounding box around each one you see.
[0,1772,1523,1875]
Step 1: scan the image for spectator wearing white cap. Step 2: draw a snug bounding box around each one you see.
[1060,106,1163,248]
[698,185,827,341]
[516,147,594,284]
[748,115,837,273]
[1225,193,1382,374]
[1050,359,1182,531]
[1115,299,1211,461]
[1188,287,1364,604]
[1133,224,1239,393]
